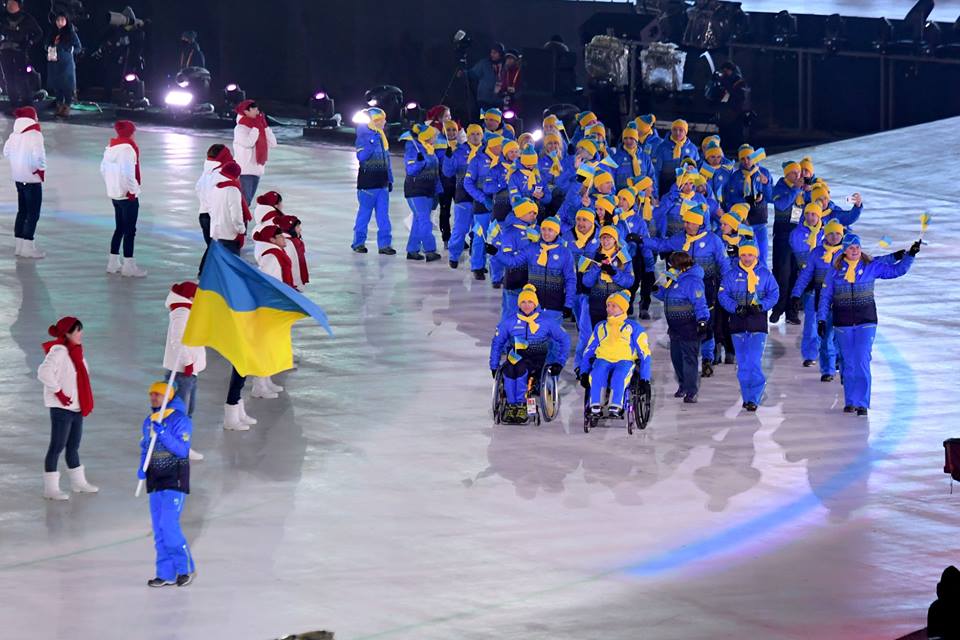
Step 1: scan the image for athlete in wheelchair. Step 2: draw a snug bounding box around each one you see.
[577,290,653,433]
[490,284,570,424]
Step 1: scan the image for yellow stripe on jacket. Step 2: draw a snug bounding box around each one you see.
[594,315,635,362]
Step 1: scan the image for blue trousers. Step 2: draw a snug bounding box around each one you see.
[448,202,473,263]
[589,359,635,408]
[173,372,197,418]
[405,196,437,254]
[14,181,42,240]
[500,288,520,321]
[470,212,491,271]
[800,292,819,362]
[819,310,839,376]
[574,304,596,371]
[353,188,392,249]
[488,219,504,283]
[109,197,139,258]
[834,324,876,408]
[750,223,769,266]
[149,490,194,581]
[670,338,700,396]
[701,309,715,361]
[732,331,767,405]
[239,174,260,206]
[501,359,531,404]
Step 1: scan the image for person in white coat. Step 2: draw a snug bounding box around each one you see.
[250,224,294,399]
[3,106,46,258]
[232,99,277,205]
[196,143,233,276]
[275,213,309,290]
[37,316,98,500]
[252,190,283,234]
[100,120,146,277]
[164,280,209,460]
[208,160,249,255]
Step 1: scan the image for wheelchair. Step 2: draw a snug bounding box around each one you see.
[581,365,653,435]
[491,362,562,426]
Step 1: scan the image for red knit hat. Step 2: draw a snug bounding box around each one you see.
[209,146,233,163]
[48,316,80,338]
[14,106,38,121]
[234,99,256,115]
[256,191,282,206]
[221,161,242,179]
[114,120,136,137]
[171,281,198,299]
[274,214,301,233]
[253,225,282,242]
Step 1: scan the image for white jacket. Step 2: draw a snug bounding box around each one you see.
[232,119,277,177]
[255,240,286,283]
[37,344,87,412]
[208,182,246,241]
[163,291,207,374]
[3,117,46,183]
[252,203,281,233]
[195,159,221,213]
[284,236,306,289]
[100,143,140,200]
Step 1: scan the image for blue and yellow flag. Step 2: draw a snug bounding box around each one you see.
[577,255,597,273]
[184,242,332,377]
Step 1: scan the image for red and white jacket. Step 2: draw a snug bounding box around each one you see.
[252,204,282,233]
[163,290,207,374]
[208,180,246,241]
[254,239,296,289]
[3,116,46,184]
[37,344,87,412]
[195,159,223,214]
[100,142,140,199]
[233,117,277,177]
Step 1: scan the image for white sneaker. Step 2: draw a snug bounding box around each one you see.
[15,238,23,256]
[121,257,147,278]
[223,403,249,431]
[250,377,278,399]
[237,399,257,425]
[43,471,69,500]
[263,376,284,393]
[188,449,205,461]
[66,465,99,493]
[107,254,122,274]
[20,239,45,259]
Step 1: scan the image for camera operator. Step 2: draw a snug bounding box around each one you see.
[0,0,42,109]
[46,10,81,117]
[497,49,520,111]
[178,30,204,71]
[461,41,504,114]
[706,61,750,150]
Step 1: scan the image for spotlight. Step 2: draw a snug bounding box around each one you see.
[351,110,370,125]
[306,90,341,129]
[401,100,423,126]
[174,67,211,103]
[363,85,404,122]
[531,129,544,142]
[367,98,377,106]
[503,109,516,120]
[223,83,246,116]
[122,73,149,109]
[25,65,33,73]
[164,89,194,108]
[773,10,798,47]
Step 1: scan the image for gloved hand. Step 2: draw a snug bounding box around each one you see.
[547,363,562,376]
[892,249,906,261]
[908,240,922,256]
[600,263,616,276]
[697,320,710,337]
[789,296,801,314]
[445,147,453,158]
[817,320,827,338]
[735,304,748,317]
[726,244,738,257]
[485,243,498,256]
[580,373,591,390]
[567,143,576,155]
[183,364,194,377]
[562,307,574,320]
[55,390,72,407]
[749,304,764,315]
[416,152,424,162]
[388,183,393,193]
[491,369,498,379]
[625,233,642,245]
[151,421,166,436]
[137,466,146,480]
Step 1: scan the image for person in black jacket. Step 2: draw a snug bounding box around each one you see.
[0,0,43,109]
[177,30,204,71]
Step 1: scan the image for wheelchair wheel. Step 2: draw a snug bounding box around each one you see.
[633,379,653,430]
[626,398,635,435]
[491,367,506,424]
[582,389,591,432]
[539,370,561,423]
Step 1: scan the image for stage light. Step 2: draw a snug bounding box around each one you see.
[177,79,190,88]
[503,109,516,120]
[305,90,341,130]
[223,83,246,116]
[532,129,544,142]
[314,91,326,100]
[122,73,149,109]
[351,110,370,125]
[174,67,211,104]
[25,65,33,73]
[164,90,194,108]
[823,13,846,53]
[363,85,404,122]
[366,98,377,106]
[405,101,418,110]
[125,73,137,82]
[401,99,424,126]
[773,10,798,47]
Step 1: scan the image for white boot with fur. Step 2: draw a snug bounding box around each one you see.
[43,471,69,500]
[66,465,99,493]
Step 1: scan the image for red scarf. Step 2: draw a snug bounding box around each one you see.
[42,339,94,417]
[289,235,309,284]
[238,114,270,166]
[263,247,295,288]
[217,179,252,222]
[22,122,41,134]
[169,302,192,312]
[109,136,141,185]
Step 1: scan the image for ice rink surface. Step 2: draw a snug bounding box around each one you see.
[0,116,957,639]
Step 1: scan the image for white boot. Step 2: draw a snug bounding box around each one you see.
[188,448,205,461]
[223,403,249,431]
[263,376,284,393]
[237,399,257,425]
[43,471,69,500]
[106,254,122,274]
[15,238,23,256]
[66,465,99,493]
[20,239,45,259]
[121,257,147,278]
[250,377,278,399]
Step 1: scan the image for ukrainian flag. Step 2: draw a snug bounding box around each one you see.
[183,242,333,377]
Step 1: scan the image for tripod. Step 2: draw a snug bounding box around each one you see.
[438,57,476,121]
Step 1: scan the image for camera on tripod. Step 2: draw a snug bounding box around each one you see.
[49,0,90,23]
[453,29,471,66]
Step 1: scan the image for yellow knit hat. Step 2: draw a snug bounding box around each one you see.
[466,124,483,136]
[823,218,844,235]
[800,156,814,174]
[811,186,830,203]
[804,202,825,218]
[517,283,539,306]
[617,188,636,208]
[502,140,519,156]
[593,171,614,189]
[671,119,688,132]
[576,139,597,157]
[540,216,561,235]
[729,203,750,219]
[575,208,596,222]
[782,160,801,175]
[599,225,620,244]
[606,290,630,313]
[514,198,538,219]
[148,381,175,401]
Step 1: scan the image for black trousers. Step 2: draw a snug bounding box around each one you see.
[197,213,211,277]
[45,408,83,472]
[0,49,31,107]
[438,189,453,243]
[109,197,140,258]
[226,367,246,405]
[771,225,798,318]
[714,305,735,356]
[628,252,654,314]
[14,181,42,240]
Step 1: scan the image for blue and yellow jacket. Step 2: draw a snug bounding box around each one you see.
[139,396,192,494]
[819,200,862,228]
[402,140,442,199]
[646,229,730,295]
[491,213,537,290]
[652,189,709,239]
[581,315,652,380]
[355,124,393,190]
[508,164,552,206]
[788,222,824,269]
[698,160,734,206]
[792,241,844,302]
[651,136,700,181]
[818,253,914,327]
[489,307,570,371]
[619,207,655,271]
[507,241,577,312]
[561,226,599,292]
[653,264,710,339]
[771,177,805,228]
[637,129,662,159]
[442,143,481,204]
[581,246,635,322]
[463,149,508,213]
[611,147,655,192]
[724,166,773,224]
[718,262,780,334]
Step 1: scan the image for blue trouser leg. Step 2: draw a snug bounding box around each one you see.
[470,212,491,270]
[834,324,875,408]
[448,202,473,263]
[732,331,767,404]
[500,288,520,321]
[239,174,260,205]
[405,196,437,254]
[607,360,635,408]
[700,309,715,361]
[800,292,820,361]
[173,372,197,418]
[670,338,700,396]
[354,188,392,248]
[373,187,392,248]
[588,359,613,406]
[574,304,594,371]
[751,223,769,266]
[820,311,839,375]
[501,360,529,404]
[488,219,504,283]
[150,490,193,581]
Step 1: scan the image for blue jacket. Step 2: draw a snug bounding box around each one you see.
[652,189,708,239]
[468,58,500,105]
[724,165,773,224]
[442,144,479,204]
[509,166,552,206]
[561,228,600,292]
[791,242,844,302]
[771,178,805,228]
[355,124,393,190]
[611,147,655,192]
[138,396,192,494]
[402,140,442,199]
[491,213,536,290]
[464,152,509,213]
[489,308,571,370]
[538,152,564,193]
[619,209,655,271]
[581,317,653,381]
[788,223,823,268]
[653,264,710,339]
[508,241,577,312]
[818,254,914,327]
[820,200,863,228]
[637,130,662,159]
[581,247,634,323]
[646,230,730,293]
[718,262,780,334]
[48,27,82,94]
[698,161,734,208]
[651,136,700,182]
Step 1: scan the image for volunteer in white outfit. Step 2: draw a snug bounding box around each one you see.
[232,99,277,205]
[3,105,47,258]
[100,120,146,277]
[250,224,295,399]
[207,160,249,255]
[252,190,283,233]
[163,281,207,461]
[196,143,233,276]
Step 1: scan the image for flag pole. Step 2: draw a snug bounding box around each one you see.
[136,353,181,497]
